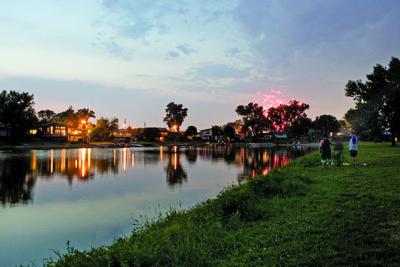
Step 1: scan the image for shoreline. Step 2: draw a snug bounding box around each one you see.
[45,142,400,266]
[0,141,320,151]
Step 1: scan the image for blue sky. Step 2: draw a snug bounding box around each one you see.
[0,0,399,129]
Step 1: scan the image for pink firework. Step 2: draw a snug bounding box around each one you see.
[255,89,288,112]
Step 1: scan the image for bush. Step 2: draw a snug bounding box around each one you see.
[216,186,264,221]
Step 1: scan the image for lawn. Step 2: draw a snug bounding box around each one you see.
[47,142,400,266]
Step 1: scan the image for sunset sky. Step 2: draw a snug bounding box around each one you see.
[0,0,399,129]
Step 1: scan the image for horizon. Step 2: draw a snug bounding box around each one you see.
[1,0,399,129]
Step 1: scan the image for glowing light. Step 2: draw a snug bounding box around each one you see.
[81,119,86,124]
[255,89,288,112]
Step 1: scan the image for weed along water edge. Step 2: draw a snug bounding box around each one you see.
[44,143,400,266]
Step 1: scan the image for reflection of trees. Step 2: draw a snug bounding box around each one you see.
[184,148,198,164]
[165,151,187,187]
[0,156,36,205]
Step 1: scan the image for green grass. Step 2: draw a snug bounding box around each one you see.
[46,143,400,266]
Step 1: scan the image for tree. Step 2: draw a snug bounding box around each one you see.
[185,126,197,139]
[345,57,400,146]
[312,115,340,135]
[211,125,223,138]
[344,104,370,135]
[163,102,188,132]
[235,103,268,137]
[52,106,96,131]
[223,125,236,140]
[90,117,119,140]
[267,100,310,135]
[37,109,55,123]
[0,90,38,141]
[289,117,312,138]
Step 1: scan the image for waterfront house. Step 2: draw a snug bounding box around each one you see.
[0,124,11,138]
[200,128,213,141]
[131,127,169,142]
[112,129,132,142]
[274,132,288,139]
[39,123,68,141]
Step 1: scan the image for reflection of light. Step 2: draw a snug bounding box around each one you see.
[263,151,269,163]
[61,149,66,172]
[75,159,78,168]
[81,148,86,177]
[88,148,91,170]
[160,146,163,162]
[113,149,116,166]
[282,154,289,166]
[31,150,37,172]
[50,149,54,174]
[131,151,135,166]
[173,153,177,170]
[273,154,280,169]
[123,147,127,172]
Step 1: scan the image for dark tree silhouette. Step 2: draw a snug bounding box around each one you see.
[163,102,188,132]
[0,90,38,141]
[236,103,268,137]
[345,57,400,146]
[312,115,340,135]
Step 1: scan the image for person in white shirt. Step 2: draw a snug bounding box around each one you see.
[349,132,358,166]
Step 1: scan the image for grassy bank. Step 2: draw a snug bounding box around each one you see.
[47,143,400,266]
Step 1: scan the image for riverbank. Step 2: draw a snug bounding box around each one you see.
[0,140,319,151]
[41,143,400,266]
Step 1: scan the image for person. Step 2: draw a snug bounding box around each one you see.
[320,134,332,168]
[333,139,344,167]
[349,132,358,166]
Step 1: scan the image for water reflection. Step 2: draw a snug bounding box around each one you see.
[0,146,308,205]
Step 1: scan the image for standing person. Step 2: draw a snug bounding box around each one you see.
[333,139,344,167]
[320,134,332,168]
[349,132,358,166]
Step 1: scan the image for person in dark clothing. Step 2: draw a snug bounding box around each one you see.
[333,140,344,167]
[320,134,332,168]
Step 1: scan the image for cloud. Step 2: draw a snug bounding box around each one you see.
[233,0,400,70]
[187,62,250,80]
[167,51,180,58]
[225,47,241,57]
[176,44,196,55]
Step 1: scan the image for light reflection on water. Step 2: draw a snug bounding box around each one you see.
[0,146,308,266]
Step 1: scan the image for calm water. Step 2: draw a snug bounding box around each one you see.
[0,146,308,266]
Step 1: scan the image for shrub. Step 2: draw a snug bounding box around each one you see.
[216,186,264,221]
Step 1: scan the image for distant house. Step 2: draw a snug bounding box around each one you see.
[132,127,169,142]
[200,128,213,141]
[39,123,68,141]
[0,124,11,138]
[154,128,169,142]
[112,129,132,142]
[274,132,288,139]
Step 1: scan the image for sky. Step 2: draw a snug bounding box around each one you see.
[0,0,399,129]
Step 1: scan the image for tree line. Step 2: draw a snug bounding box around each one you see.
[2,57,398,144]
[344,57,400,146]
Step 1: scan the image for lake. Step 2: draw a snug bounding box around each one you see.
[0,146,308,266]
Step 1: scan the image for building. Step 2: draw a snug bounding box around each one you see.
[39,123,68,141]
[274,132,288,139]
[200,128,213,141]
[112,129,132,142]
[132,127,169,142]
[0,124,11,138]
